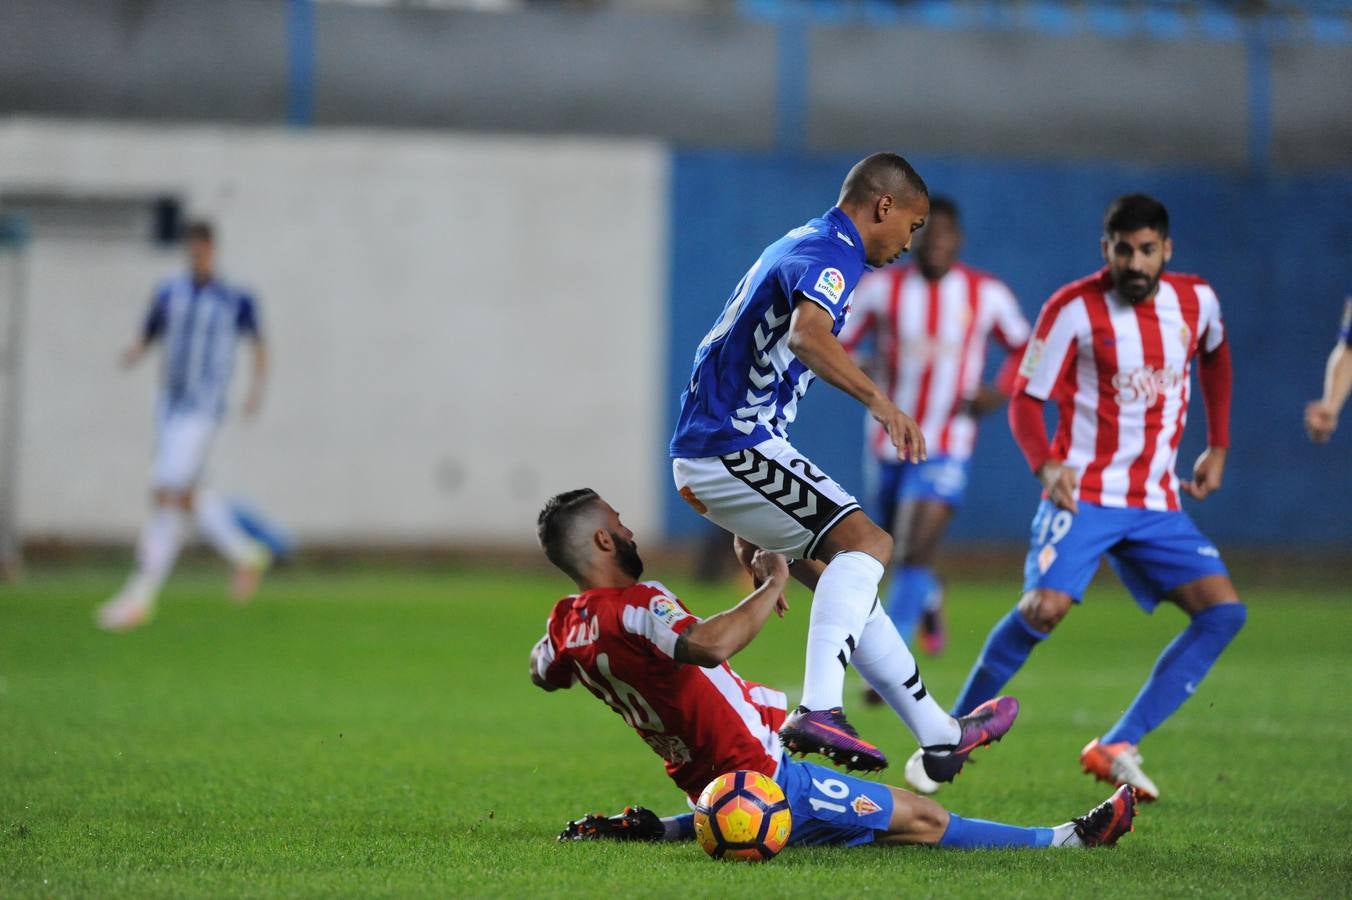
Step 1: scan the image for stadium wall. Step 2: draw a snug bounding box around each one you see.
[665,150,1352,548]
[0,120,668,545]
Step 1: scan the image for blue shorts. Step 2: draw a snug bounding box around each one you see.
[871,455,969,526]
[1022,500,1230,611]
[776,757,894,847]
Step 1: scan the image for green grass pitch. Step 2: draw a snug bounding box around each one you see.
[2,562,1349,897]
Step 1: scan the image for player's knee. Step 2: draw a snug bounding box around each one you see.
[1195,600,1246,639]
[1017,589,1071,633]
[888,790,948,845]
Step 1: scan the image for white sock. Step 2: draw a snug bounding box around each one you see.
[1051,823,1082,847]
[195,490,261,567]
[851,601,962,747]
[125,506,188,603]
[800,551,885,711]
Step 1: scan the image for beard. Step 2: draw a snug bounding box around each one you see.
[612,532,645,580]
[1115,269,1160,303]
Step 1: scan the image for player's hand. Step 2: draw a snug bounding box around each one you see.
[959,384,1007,418]
[734,536,789,616]
[1038,462,1078,514]
[871,398,926,463]
[242,385,264,420]
[1181,447,1227,500]
[1305,400,1337,444]
[119,343,146,369]
[749,549,790,617]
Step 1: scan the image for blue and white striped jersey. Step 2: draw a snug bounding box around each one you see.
[142,273,262,419]
[670,207,867,459]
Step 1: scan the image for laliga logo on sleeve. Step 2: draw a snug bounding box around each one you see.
[814,268,846,304]
[649,596,685,628]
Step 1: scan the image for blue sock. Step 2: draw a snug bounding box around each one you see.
[1103,602,1246,746]
[951,608,1048,716]
[661,812,695,841]
[939,813,1052,849]
[886,565,936,642]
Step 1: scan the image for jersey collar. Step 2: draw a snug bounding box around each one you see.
[825,206,865,260]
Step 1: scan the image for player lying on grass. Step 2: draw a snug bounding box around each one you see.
[530,489,1135,851]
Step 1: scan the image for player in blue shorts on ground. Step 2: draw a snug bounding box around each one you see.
[933,196,1245,801]
[669,153,1016,778]
[530,489,1135,851]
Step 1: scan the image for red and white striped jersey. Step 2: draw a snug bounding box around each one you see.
[841,263,1030,461]
[532,581,787,803]
[1016,268,1225,511]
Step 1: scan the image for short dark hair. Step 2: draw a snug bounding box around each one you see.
[537,488,600,577]
[927,195,960,225]
[839,152,928,207]
[1104,194,1168,239]
[184,219,214,243]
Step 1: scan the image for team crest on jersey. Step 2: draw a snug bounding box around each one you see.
[1179,324,1192,347]
[814,268,846,305]
[1019,339,1045,378]
[851,794,882,817]
[1038,544,1057,574]
[649,595,685,628]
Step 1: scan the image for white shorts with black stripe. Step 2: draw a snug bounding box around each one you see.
[672,437,861,560]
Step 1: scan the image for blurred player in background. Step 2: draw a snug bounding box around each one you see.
[935,195,1245,801]
[1303,296,1352,443]
[669,153,1017,778]
[96,221,272,632]
[532,489,1135,851]
[840,197,1029,658]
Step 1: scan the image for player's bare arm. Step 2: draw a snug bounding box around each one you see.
[121,338,151,369]
[1306,340,1352,443]
[787,300,926,462]
[673,550,790,667]
[242,339,270,419]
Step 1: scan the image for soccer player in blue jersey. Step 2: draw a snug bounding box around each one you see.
[1304,296,1352,443]
[97,221,272,632]
[670,153,1018,776]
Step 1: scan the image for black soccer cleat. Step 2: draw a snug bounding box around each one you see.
[1072,785,1137,848]
[557,805,664,843]
[918,695,1019,784]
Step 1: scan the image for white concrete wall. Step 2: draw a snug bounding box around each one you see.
[0,119,668,545]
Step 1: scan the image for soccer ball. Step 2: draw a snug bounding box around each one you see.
[694,770,792,861]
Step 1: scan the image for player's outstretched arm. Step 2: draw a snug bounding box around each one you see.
[786,300,925,462]
[674,551,789,668]
[1306,341,1352,443]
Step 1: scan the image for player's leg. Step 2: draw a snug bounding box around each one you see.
[674,441,890,770]
[888,497,955,652]
[948,500,1116,717]
[780,758,1135,850]
[195,487,271,602]
[885,457,965,655]
[852,598,1018,789]
[97,414,204,631]
[1083,514,1244,799]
